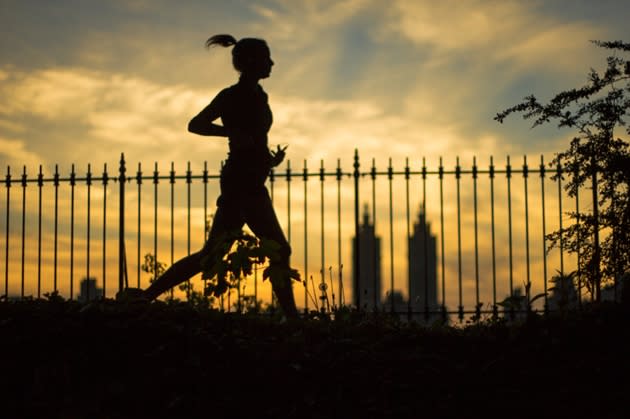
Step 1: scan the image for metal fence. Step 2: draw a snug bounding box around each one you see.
[1,150,600,321]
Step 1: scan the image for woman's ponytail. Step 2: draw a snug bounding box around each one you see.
[205,34,237,49]
[205,34,267,74]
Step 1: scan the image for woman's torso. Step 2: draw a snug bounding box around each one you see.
[220,81,272,181]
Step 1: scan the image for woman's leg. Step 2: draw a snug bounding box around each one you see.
[144,196,244,301]
[143,251,204,301]
[244,187,298,318]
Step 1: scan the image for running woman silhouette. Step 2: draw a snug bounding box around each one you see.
[139,34,298,318]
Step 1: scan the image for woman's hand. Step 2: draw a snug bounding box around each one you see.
[270,144,287,167]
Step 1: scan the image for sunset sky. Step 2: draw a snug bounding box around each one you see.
[1,0,629,307]
[2,0,629,169]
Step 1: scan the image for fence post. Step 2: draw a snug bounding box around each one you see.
[119,153,126,295]
[353,149,360,309]
[4,166,10,298]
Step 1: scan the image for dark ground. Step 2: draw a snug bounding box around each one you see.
[1,300,628,418]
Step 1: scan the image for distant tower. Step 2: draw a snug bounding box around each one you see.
[408,207,437,315]
[352,204,382,310]
[77,277,103,303]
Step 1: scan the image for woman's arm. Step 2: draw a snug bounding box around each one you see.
[188,93,229,137]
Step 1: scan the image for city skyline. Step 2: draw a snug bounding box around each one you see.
[352,204,440,313]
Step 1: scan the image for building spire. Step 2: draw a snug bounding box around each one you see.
[415,204,431,234]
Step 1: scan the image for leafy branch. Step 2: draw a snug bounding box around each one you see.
[496,40,630,301]
[200,230,300,298]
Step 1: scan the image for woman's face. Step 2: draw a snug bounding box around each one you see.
[246,45,274,79]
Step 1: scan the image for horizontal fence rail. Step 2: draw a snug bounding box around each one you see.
[1,150,616,322]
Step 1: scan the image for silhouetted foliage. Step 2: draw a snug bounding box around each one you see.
[496,40,630,301]
[548,270,579,314]
[2,297,629,417]
[141,253,168,284]
[498,283,546,315]
[200,230,300,298]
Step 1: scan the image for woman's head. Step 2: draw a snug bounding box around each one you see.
[206,34,274,79]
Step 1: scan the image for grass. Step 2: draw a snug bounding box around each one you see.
[1,297,628,418]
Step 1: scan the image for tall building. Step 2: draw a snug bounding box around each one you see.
[408,207,438,315]
[77,277,103,303]
[382,289,408,313]
[352,204,382,310]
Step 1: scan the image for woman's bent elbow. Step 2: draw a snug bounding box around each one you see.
[188,120,208,135]
[187,120,199,133]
